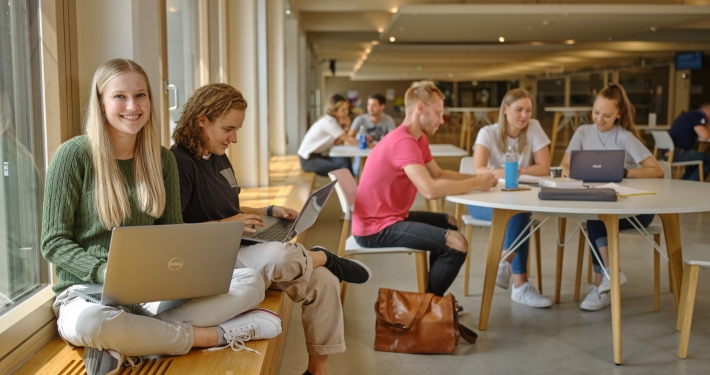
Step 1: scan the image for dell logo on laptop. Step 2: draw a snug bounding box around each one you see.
[592,164,602,169]
[168,257,184,271]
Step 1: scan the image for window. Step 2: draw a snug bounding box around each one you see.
[0,0,46,315]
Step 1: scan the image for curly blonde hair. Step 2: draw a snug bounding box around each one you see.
[172,83,248,158]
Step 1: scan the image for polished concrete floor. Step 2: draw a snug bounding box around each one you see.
[277,175,710,375]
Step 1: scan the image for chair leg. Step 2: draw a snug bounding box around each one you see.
[574,231,586,302]
[464,224,473,296]
[554,218,566,304]
[678,264,699,359]
[700,162,705,182]
[534,229,542,293]
[414,252,429,293]
[653,234,661,312]
[668,260,675,293]
[587,249,592,283]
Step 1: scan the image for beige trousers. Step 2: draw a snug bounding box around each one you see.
[237,242,345,355]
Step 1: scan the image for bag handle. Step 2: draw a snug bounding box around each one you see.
[374,292,435,330]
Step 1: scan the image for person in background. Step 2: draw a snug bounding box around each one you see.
[172,83,371,375]
[466,88,552,308]
[41,59,271,375]
[560,82,664,311]
[667,102,710,181]
[352,81,497,298]
[348,93,396,143]
[298,94,359,176]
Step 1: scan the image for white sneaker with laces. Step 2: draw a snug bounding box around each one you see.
[496,261,512,289]
[580,286,611,311]
[207,308,283,354]
[598,268,628,294]
[511,282,552,308]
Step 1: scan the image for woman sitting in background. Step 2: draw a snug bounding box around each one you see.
[466,88,552,308]
[560,82,663,311]
[298,94,359,176]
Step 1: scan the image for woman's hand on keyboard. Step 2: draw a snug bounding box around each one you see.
[273,206,299,220]
[222,214,265,233]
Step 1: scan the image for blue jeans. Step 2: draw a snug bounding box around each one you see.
[586,214,655,274]
[467,206,531,275]
[671,149,710,181]
[299,154,352,177]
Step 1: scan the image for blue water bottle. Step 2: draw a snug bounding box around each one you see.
[358,126,368,149]
[504,145,519,190]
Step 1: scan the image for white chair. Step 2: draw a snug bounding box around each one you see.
[677,243,710,358]
[572,161,674,311]
[454,157,543,296]
[328,168,428,304]
[652,131,704,182]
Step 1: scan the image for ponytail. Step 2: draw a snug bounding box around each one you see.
[597,82,644,144]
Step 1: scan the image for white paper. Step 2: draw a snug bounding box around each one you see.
[596,183,657,197]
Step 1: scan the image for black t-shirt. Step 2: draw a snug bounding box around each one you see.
[171,144,241,223]
[669,110,708,150]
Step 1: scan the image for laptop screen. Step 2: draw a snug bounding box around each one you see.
[288,180,336,240]
[570,150,625,182]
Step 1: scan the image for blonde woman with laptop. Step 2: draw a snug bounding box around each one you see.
[172,83,371,375]
[41,59,277,375]
[466,88,552,308]
[559,83,663,311]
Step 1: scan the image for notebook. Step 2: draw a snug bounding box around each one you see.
[569,150,626,182]
[72,222,244,306]
[241,180,337,244]
[537,176,583,188]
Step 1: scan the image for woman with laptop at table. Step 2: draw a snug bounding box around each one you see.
[559,82,664,311]
[172,83,371,375]
[466,88,553,308]
[41,59,279,375]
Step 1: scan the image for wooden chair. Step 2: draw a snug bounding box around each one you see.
[328,168,428,304]
[652,131,704,181]
[677,243,710,359]
[572,161,674,311]
[454,156,543,296]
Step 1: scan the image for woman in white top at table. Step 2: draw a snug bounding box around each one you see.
[560,82,664,311]
[467,88,553,308]
[298,94,360,176]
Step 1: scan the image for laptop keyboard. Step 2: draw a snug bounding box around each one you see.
[83,292,103,302]
[253,219,292,241]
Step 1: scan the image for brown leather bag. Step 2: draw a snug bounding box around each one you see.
[374,288,477,354]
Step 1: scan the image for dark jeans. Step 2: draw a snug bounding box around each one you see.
[586,214,655,274]
[299,154,352,177]
[354,211,466,296]
[671,149,710,181]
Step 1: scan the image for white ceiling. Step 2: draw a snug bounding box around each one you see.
[291,1,710,81]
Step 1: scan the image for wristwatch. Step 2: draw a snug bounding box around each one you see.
[266,205,274,217]
[623,168,628,178]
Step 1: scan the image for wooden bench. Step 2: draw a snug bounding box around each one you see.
[14,156,316,375]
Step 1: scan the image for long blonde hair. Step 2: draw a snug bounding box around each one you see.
[84,58,165,229]
[497,88,534,154]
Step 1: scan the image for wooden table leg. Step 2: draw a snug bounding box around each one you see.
[599,214,622,365]
[659,213,684,308]
[550,111,563,158]
[460,112,471,151]
[466,115,474,155]
[554,217,567,304]
[479,208,522,330]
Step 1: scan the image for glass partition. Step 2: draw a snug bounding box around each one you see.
[536,79,565,123]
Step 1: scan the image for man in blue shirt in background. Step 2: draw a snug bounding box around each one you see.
[668,103,710,180]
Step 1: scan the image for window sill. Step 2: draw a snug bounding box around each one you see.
[0,286,56,361]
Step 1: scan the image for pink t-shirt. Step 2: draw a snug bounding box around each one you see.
[352,124,433,236]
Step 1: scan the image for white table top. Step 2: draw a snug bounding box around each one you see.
[544,106,593,112]
[446,179,710,215]
[446,107,499,113]
[330,144,467,158]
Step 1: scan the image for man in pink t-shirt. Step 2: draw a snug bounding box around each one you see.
[352,81,497,296]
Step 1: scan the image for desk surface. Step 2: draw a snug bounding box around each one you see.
[446,107,498,113]
[330,144,467,158]
[446,179,710,215]
[544,106,593,112]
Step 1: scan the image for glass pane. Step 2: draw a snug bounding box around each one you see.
[0,0,44,314]
[570,74,593,106]
[618,68,653,125]
[536,79,566,122]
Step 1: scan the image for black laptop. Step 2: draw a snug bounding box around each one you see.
[569,150,625,182]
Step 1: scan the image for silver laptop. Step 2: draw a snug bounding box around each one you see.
[242,180,337,244]
[73,222,244,306]
[570,150,625,182]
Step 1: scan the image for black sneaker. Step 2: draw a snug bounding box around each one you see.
[311,246,372,284]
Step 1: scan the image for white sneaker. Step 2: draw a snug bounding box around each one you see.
[511,282,552,308]
[207,308,283,354]
[580,286,611,311]
[598,268,628,294]
[496,261,512,289]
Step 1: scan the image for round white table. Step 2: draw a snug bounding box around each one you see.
[446,179,710,365]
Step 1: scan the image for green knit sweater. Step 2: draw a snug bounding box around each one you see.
[41,136,183,296]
